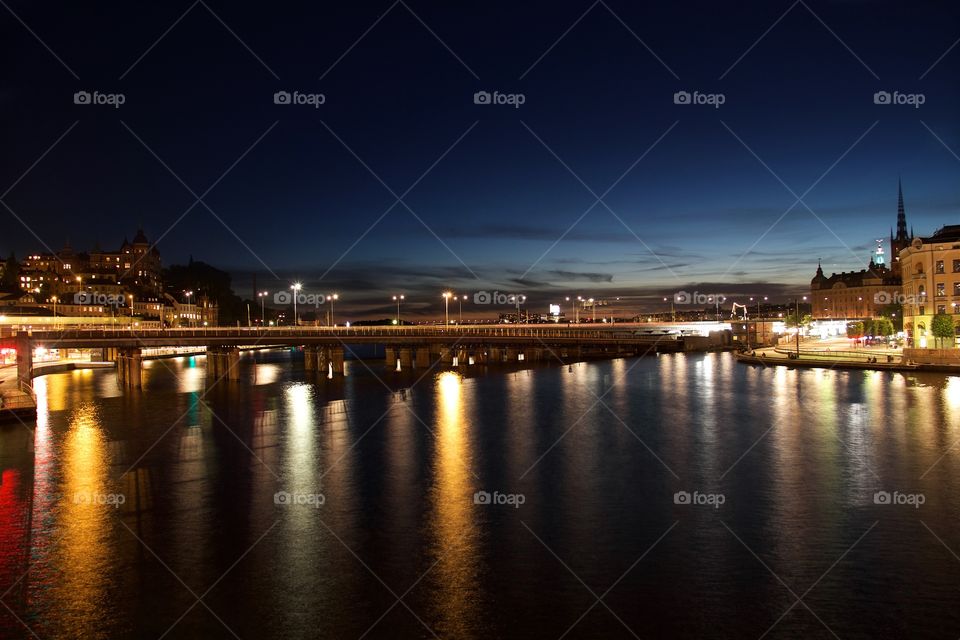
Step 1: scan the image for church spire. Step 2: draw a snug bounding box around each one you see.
[896,178,908,242]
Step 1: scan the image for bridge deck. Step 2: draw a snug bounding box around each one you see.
[1,325,700,348]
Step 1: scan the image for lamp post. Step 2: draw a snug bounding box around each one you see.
[291,283,302,326]
[129,294,134,319]
[185,290,193,327]
[566,296,573,323]
[795,295,806,356]
[516,294,526,323]
[328,293,338,326]
[393,294,404,325]
[589,298,595,322]
[458,295,466,324]
[576,296,582,323]
[443,292,451,325]
[258,291,268,325]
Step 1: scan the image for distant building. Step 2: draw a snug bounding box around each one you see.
[899,225,960,346]
[810,258,900,320]
[18,229,162,299]
[810,182,908,320]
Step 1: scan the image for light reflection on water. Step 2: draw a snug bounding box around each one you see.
[0,351,958,638]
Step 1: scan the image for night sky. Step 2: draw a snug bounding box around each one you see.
[2,1,959,318]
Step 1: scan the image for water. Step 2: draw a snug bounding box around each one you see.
[1,350,958,639]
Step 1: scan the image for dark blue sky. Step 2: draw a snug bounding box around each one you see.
[2,0,959,317]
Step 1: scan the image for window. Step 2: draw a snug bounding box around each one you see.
[937,260,945,274]
[938,282,946,297]
[955,282,960,296]
[954,259,960,273]
[920,305,926,316]
[938,305,947,315]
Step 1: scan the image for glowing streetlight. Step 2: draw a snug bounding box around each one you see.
[291,283,302,326]
[328,293,339,326]
[184,290,194,327]
[589,298,595,322]
[515,294,527,323]
[258,291,269,325]
[442,292,452,325]
[393,294,404,324]
[458,294,467,324]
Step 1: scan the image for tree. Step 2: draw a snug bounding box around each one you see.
[786,312,812,329]
[874,317,895,338]
[0,252,18,289]
[931,313,955,349]
[861,318,874,337]
[877,302,903,331]
[847,322,864,339]
[163,261,245,325]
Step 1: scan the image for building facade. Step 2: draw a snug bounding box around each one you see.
[899,225,960,346]
[811,182,910,320]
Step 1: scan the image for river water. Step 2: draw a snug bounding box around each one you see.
[0,350,958,639]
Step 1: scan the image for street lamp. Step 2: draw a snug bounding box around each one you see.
[576,296,583,323]
[258,291,268,325]
[442,292,451,325]
[328,293,338,326]
[458,295,466,324]
[795,295,807,356]
[291,283,302,326]
[129,294,134,318]
[184,290,193,327]
[516,294,526,322]
[589,298,595,322]
[393,294,404,324]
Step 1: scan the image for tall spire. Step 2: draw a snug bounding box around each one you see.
[896,178,908,242]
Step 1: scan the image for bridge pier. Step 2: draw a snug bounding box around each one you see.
[16,335,32,389]
[328,346,344,375]
[117,347,142,389]
[384,346,397,368]
[414,347,431,368]
[304,346,317,371]
[488,347,503,363]
[206,347,241,382]
[399,347,413,370]
[505,347,519,362]
[439,346,454,365]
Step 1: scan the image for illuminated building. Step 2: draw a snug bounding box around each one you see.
[899,225,960,346]
[810,182,907,320]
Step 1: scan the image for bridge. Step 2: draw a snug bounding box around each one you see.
[0,322,732,390]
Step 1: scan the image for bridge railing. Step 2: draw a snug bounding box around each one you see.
[18,325,684,342]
